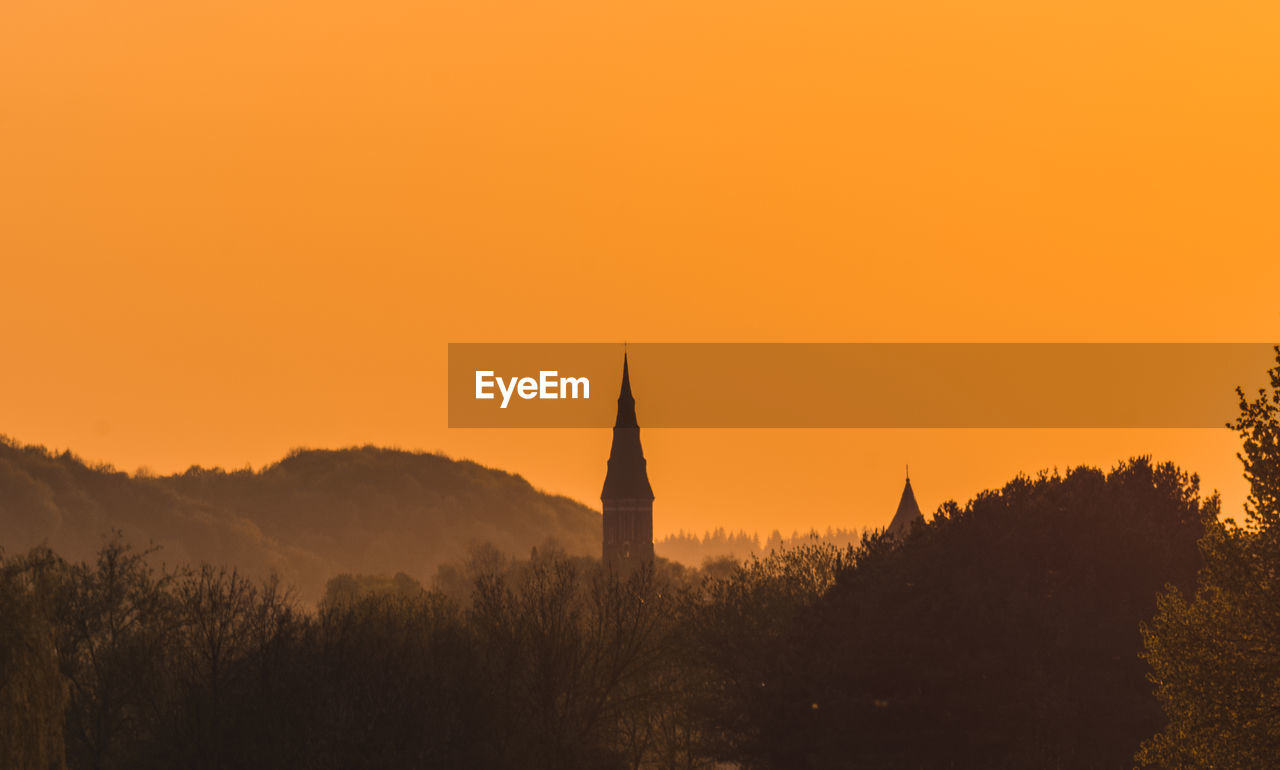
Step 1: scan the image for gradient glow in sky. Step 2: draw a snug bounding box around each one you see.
[3,0,1278,536]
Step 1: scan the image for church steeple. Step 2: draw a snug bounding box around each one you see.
[601,353,654,567]
[614,354,639,429]
[887,469,924,538]
[601,353,653,501]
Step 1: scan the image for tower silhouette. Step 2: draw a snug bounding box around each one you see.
[601,354,654,568]
[887,469,924,538]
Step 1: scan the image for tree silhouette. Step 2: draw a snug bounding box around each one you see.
[1139,346,1280,767]
[0,547,67,770]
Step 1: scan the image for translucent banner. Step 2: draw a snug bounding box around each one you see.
[447,343,1276,428]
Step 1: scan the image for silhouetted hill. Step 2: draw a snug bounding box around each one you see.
[0,438,600,601]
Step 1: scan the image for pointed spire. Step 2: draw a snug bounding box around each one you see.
[614,352,639,429]
[602,352,652,501]
[887,471,924,538]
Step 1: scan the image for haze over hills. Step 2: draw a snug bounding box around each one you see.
[0,437,601,601]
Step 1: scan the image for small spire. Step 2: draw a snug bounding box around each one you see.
[888,470,924,538]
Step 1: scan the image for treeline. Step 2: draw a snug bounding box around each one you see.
[1,457,1213,769]
[656,527,862,566]
[0,443,600,602]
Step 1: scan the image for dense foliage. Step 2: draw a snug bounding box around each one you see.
[1139,348,1280,767]
[1,454,1211,769]
[684,460,1207,769]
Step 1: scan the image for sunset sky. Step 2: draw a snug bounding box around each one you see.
[3,0,1278,537]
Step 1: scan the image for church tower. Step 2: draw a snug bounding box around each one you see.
[887,468,924,538]
[601,354,655,568]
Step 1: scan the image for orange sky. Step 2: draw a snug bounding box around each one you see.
[2,0,1278,538]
